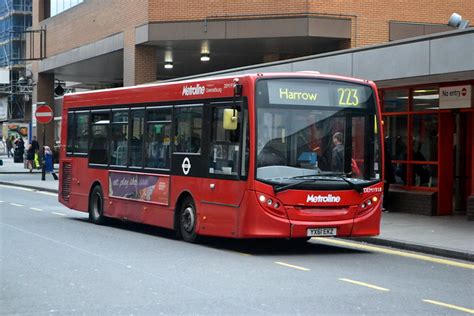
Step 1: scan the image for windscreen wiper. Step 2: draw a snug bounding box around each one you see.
[334,176,363,194]
[274,174,365,194]
[273,179,317,193]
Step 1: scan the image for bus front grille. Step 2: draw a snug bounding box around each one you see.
[61,162,72,201]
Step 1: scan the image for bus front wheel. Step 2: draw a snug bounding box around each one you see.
[179,196,198,243]
[89,185,105,225]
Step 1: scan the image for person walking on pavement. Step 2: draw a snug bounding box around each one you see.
[14,137,25,163]
[44,146,58,180]
[26,144,35,172]
[31,136,40,152]
[31,136,40,169]
[6,136,13,158]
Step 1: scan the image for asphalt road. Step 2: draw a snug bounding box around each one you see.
[1,184,473,315]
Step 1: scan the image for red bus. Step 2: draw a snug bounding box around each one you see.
[59,72,384,242]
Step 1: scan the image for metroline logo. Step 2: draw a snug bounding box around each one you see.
[306,194,341,203]
[182,84,205,96]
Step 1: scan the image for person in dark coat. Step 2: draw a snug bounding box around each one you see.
[14,138,25,163]
[26,144,35,172]
[331,132,344,172]
[31,136,40,152]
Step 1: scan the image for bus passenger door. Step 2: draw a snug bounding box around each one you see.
[198,103,249,237]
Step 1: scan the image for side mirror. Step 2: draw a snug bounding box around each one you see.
[223,109,238,130]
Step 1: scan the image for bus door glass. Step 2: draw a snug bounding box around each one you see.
[171,104,204,177]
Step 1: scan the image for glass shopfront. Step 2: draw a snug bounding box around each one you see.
[381,83,473,216]
[382,87,439,190]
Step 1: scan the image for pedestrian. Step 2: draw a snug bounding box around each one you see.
[26,144,35,172]
[331,132,344,172]
[14,137,25,163]
[44,146,58,180]
[31,136,40,152]
[6,136,13,158]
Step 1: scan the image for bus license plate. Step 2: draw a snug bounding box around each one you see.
[307,228,337,237]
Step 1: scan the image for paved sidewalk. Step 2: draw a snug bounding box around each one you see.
[1,154,473,262]
[354,212,473,262]
[0,154,59,193]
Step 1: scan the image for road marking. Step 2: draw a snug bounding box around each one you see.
[52,212,66,216]
[423,299,474,314]
[37,191,57,197]
[339,278,390,292]
[274,262,310,271]
[314,238,474,270]
[0,184,34,191]
[30,207,43,212]
[10,203,23,207]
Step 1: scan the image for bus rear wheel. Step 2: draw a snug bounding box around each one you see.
[89,185,105,225]
[179,196,198,243]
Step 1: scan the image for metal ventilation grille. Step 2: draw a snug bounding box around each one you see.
[61,162,72,201]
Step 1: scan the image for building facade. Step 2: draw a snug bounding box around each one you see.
[28,0,473,217]
[0,0,32,130]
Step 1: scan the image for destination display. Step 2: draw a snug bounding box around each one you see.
[265,80,372,108]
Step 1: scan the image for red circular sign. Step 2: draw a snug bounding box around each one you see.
[35,105,53,124]
[461,88,467,97]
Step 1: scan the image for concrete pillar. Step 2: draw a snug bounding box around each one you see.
[123,29,157,86]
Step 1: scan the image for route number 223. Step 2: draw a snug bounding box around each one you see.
[338,88,359,106]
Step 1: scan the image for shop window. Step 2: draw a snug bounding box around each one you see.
[412,114,438,161]
[393,162,407,185]
[383,115,408,161]
[412,87,439,112]
[383,89,408,112]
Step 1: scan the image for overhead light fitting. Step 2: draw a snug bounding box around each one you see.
[164,62,173,69]
[200,53,210,62]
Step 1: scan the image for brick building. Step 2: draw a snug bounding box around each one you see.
[24,0,474,217]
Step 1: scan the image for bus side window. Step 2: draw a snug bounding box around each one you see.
[145,107,172,169]
[174,106,202,154]
[89,111,110,165]
[66,112,75,154]
[75,112,89,154]
[209,106,241,176]
[129,109,144,168]
[110,110,129,167]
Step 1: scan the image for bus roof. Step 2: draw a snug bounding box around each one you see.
[63,72,375,109]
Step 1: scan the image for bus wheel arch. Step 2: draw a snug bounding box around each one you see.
[88,182,106,225]
[174,192,199,243]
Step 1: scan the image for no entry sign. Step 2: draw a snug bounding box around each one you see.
[35,105,53,124]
